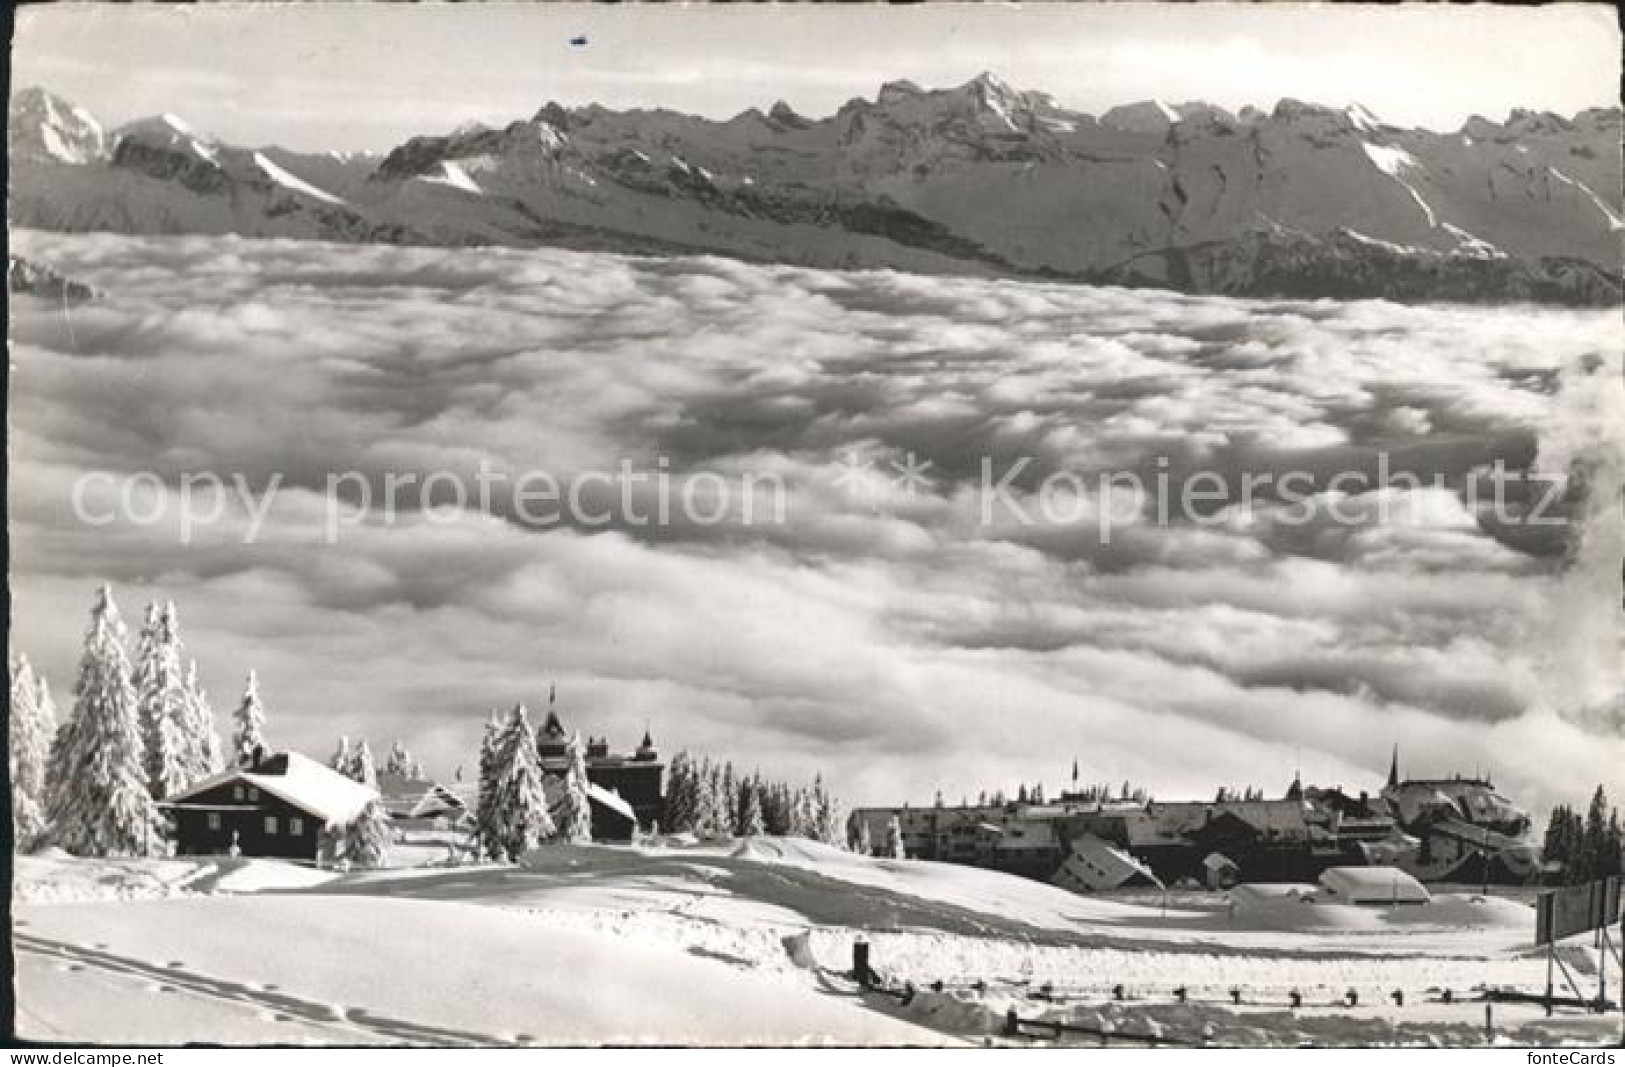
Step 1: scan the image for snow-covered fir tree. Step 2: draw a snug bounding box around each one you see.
[182,658,221,778]
[134,601,193,801]
[473,713,501,852]
[557,731,593,843]
[337,799,394,868]
[231,669,268,767]
[663,751,696,832]
[719,762,739,836]
[884,814,906,859]
[854,818,874,856]
[792,786,819,838]
[349,739,379,789]
[45,586,162,856]
[692,757,721,836]
[10,655,56,851]
[739,784,766,837]
[385,740,424,780]
[815,777,846,849]
[330,735,352,774]
[482,704,555,861]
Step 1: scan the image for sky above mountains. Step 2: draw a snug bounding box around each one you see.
[13,4,1620,151]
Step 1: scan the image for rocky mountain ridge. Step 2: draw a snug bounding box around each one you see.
[9,80,1621,304]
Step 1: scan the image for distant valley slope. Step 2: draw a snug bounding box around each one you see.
[9,78,1621,304]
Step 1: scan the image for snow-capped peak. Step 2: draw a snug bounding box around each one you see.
[8,87,107,164]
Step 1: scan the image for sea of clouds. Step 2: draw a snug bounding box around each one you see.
[8,230,1622,813]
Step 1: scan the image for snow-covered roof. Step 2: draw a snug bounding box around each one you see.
[1318,865,1430,904]
[1126,799,1312,846]
[163,752,377,829]
[377,772,470,818]
[1053,834,1158,892]
[587,783,635,824]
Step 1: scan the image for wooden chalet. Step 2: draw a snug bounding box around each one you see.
[160,750,378,862]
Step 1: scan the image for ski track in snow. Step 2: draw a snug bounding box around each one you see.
[14,931,516,1046]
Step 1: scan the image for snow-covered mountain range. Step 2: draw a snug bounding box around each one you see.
[10,78,1621,304]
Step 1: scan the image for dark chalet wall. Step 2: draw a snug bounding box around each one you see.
[166,779,325,861]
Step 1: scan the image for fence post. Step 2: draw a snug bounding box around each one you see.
[852,940,870,987]
[1484,1002,1493,1044]
[1003,1008,1019,1038]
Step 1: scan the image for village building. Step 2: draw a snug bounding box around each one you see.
[160,751,378,862]
[850,748,1541,891]
[534,694,665,831]
[1051,833,1160,893]
[377,771,472,825]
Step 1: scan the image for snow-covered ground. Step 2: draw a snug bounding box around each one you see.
[13,838,1618,1046]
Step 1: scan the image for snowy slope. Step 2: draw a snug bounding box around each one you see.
[14,841,1611,1046]
[15,895,950,1045]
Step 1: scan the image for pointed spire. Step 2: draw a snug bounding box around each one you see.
[1071,758,1079,784]
[1386,743,1401,790]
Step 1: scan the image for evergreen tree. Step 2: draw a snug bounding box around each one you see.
[692,757,719,836]
[815,775,845,848]
[884,814,906,859]
[45,586,162,856]
[484,704,555,860]
[855,817,873,856]
[740,785,766,837]
[1579,786,1611,883]
[338,799,394,868]
[182,658,221,778]
[231,670,268,767]
[10,655,56,851]
[795,786,820,837]
[663,751,697,833]
[330,735,353,775]
[719,762,739,836]
[557,731,594,843]
[134,601,192,801]
[473,713,501,855]
[385,740,424,780]
[349,739,379,789]
[763,781,790,835]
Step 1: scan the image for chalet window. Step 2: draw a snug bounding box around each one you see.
[207,812,221,830]
[232,785,245,801]
[247,788,260,802]
[264,816,279,835]
[290,817,305,837]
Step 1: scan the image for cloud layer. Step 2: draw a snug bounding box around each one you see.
[9,230,1622,814]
